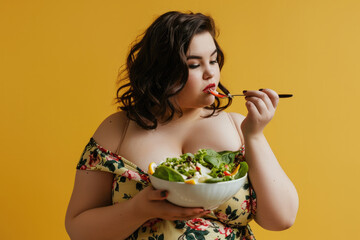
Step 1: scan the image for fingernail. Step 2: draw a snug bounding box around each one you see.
[259,89,263,91]
[160,191,167,197]
[243,90,247,93]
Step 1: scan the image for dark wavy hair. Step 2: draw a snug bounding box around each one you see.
[114,11,232,130]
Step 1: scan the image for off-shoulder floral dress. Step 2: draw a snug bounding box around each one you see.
[76,137,257,240]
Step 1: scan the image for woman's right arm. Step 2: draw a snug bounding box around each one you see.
[65,169,146,240]
[65,171,210,240]
[65,112,209,240]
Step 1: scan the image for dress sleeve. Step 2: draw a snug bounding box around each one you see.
[76,138,126,175]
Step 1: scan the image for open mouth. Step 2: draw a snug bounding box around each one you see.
[203,83,216,93]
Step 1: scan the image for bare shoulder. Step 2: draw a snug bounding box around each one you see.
[227,112,246,145]
[92,111,128,153]
[65,112,128,226]
[227,112,245,125]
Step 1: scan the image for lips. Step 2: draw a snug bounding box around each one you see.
[203,83,216,93]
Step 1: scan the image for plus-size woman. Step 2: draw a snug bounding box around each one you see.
[65,11,298,240]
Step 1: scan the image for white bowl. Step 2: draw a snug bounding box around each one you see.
[149,173,248,210]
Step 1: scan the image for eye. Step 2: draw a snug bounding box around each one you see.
[188,64,200,69]
[210,60,218,64]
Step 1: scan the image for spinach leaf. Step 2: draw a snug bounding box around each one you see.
[203,155,220,168]
[234,162,249,179]
[153,165,184,182]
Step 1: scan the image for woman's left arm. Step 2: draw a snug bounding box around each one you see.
[233,89,299,231]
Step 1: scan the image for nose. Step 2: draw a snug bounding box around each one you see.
[203,65,215,80]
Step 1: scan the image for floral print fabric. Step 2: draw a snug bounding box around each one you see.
[76,138,257,240]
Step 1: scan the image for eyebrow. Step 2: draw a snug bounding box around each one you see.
[186,49,217,60]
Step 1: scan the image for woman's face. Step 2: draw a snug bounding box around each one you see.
[174,31,220,110]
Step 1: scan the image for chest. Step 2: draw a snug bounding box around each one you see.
[118,112,242,171]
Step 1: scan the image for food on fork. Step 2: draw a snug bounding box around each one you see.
[208,89,228,98]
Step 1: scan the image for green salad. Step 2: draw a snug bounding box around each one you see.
[150,149,248,184]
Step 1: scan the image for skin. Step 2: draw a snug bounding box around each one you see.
[240,89,299,230]
[174,31,220,110]
[65,31,299,240]
[131,31,221,222]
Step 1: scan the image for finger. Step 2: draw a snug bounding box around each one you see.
[146,187,168,201]
[243,91,262,116]
[153,199,205,219]
[244,90,273,111]
[245,96,268,115]
[245,100,261,119]
[165,205,206,219]
[260,88,279,109]
[171,210,211,221]
[186,210,212,220]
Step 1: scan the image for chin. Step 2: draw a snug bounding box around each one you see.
[202,96,216,106]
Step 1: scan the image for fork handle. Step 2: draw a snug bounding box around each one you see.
[230,94,293,98]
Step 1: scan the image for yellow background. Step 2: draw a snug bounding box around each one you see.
[1,0,359,239]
